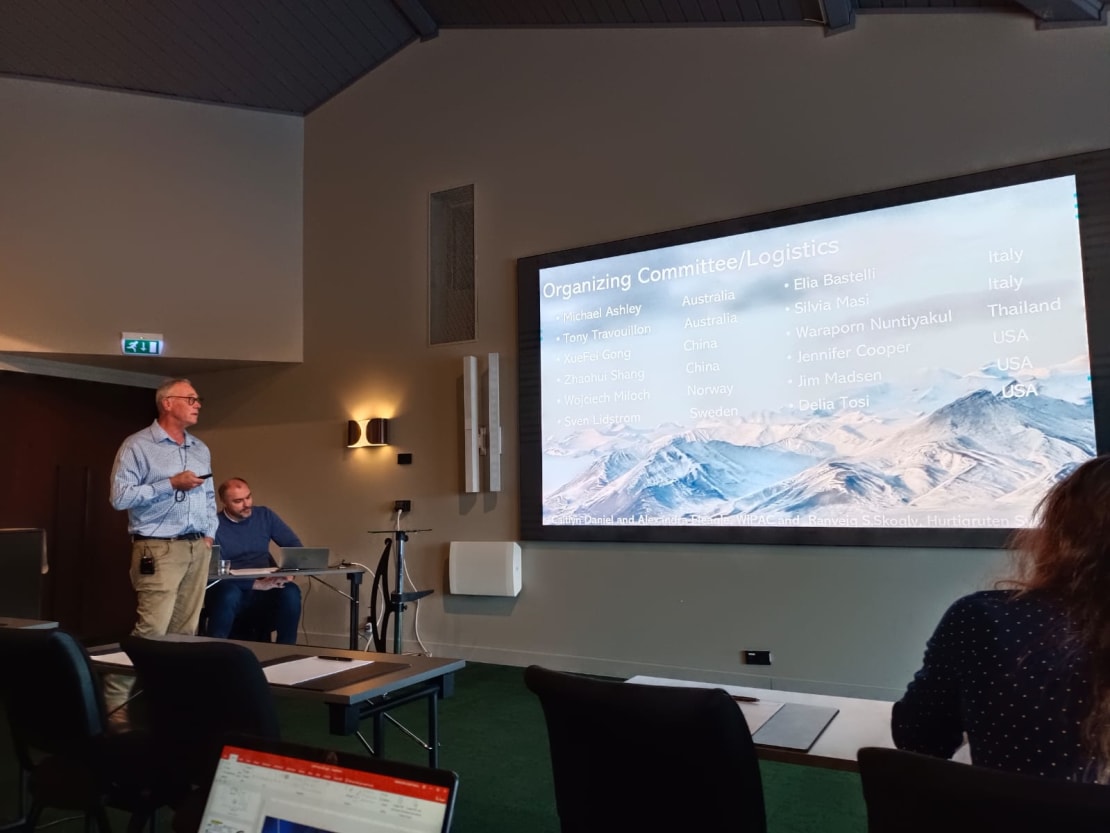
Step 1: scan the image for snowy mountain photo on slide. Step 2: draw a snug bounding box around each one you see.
[541,359,1095,528]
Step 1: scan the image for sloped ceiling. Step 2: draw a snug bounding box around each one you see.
[0,0,1105,115]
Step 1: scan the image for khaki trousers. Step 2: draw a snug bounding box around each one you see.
[103,537,210,712]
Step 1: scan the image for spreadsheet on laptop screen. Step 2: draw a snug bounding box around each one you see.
[199,744,454,833]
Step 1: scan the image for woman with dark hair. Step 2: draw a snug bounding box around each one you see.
[892,455,1110,782]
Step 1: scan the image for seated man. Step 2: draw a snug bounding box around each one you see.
[206,477,302,644]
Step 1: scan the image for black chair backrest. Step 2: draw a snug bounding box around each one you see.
[523,665,766,833]
[121,636,280,788]
[0,628,106,768]
[858,747,1110,833]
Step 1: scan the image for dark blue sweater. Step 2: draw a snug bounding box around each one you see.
[893,589,1097,781]
[214,506,302,569]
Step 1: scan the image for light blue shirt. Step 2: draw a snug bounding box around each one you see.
[109,420,218,538]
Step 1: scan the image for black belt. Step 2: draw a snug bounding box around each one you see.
[133,533,204,542]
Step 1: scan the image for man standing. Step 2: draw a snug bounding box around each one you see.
[207,477,303,644]
[106,377,218,711]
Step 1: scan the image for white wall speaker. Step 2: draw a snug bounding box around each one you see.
[448,541,522,597]
[486,352,501,492]
[462,355,480,493]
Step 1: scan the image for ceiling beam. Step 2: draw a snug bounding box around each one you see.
[391,0,439,41]
[1010,0,1105,24]
[820,0,855,33]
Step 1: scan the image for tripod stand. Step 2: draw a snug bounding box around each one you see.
[367,526,432,654]
[361,523,436,759]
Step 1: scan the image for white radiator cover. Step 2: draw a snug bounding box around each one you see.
[448,541,522,597]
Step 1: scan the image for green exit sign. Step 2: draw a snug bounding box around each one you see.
[120,332,164,356]
[123,339,161,355]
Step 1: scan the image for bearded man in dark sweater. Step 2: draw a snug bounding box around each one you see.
[206,477,302,644]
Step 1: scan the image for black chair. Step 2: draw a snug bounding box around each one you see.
[857,746,1110,833]
[0,628,155,833]
[196,606,274,643]
[120,637,281,832]
[523,665,766,833]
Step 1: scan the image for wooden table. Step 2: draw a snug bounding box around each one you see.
[92,635,465,767]
[0,617,57,629]
[627,675,894,772]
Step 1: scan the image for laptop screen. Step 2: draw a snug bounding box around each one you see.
[277,546,330,570]
[199,740,457,833]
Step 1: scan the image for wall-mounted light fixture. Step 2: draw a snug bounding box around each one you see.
[347,418,389,448]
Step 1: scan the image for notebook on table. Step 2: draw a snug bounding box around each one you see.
[750,703,839,752]
[198,736,458,833]
[276,546,331,571]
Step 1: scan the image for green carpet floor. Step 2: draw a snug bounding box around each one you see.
[0,662,869,832]
[277,662,868,833]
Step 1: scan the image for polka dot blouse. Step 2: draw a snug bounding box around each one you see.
[892,590,1098,781]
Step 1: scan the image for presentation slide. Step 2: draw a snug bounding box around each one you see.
[535,175,1095,532]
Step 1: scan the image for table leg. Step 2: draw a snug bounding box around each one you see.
[373,711,386,759]
[328,702,360,735]
[348,570,363,650]
[427,686,439,768]
[329,679,451,767]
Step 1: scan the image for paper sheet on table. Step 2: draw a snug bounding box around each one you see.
[229,567,278,576]
[737,700,784,734]
[263,656,374,686]
[91,651,133,667]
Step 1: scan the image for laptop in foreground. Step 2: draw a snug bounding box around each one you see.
[198,736,458,833]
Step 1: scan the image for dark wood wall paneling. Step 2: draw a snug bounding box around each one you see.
[0,371,155,641]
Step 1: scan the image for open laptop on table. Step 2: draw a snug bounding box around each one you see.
[216,546,331,577]
[198,735,458,833]
[276,546,331,571]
